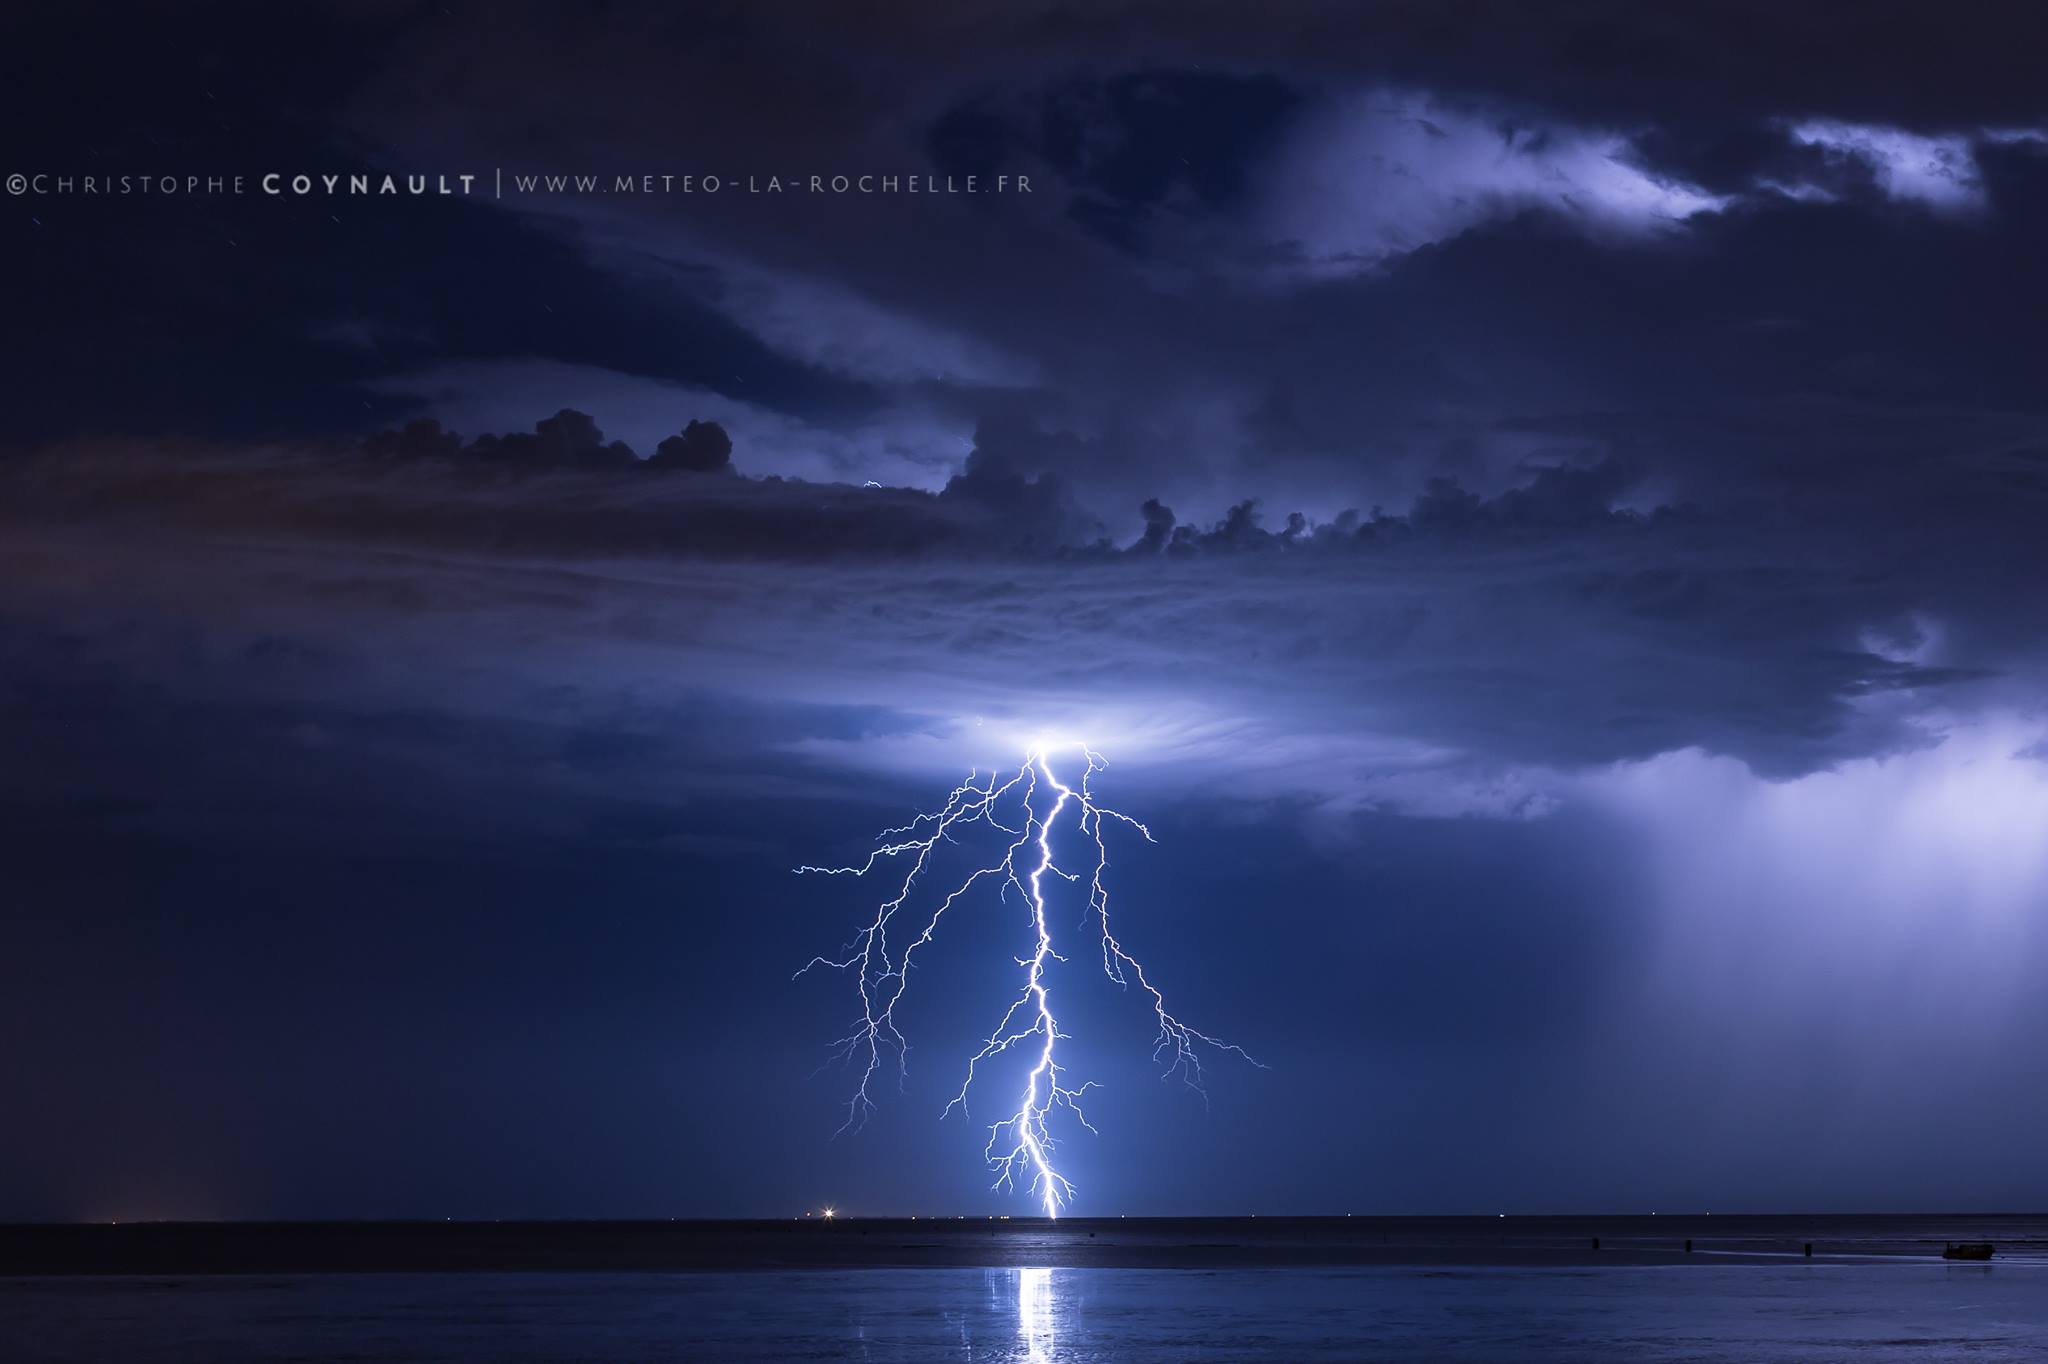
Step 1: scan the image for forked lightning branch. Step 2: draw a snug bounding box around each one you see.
[796,742,1256,1217]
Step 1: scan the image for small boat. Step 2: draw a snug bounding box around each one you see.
[1942,1242,1995,1261]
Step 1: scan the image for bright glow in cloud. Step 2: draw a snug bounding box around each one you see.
[1788,120,1986,210]
[1265,91,1726,272]
[1268,100,2048,268]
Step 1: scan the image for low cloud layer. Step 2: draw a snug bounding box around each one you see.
[5,426,2035,821]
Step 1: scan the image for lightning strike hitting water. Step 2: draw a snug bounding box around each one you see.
[796,742,1256,1217]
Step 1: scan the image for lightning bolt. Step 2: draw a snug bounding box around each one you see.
[796,742,1257,1217]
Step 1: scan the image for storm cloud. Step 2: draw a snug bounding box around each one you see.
[2,422,2030,811]
[7,0,2048,1220]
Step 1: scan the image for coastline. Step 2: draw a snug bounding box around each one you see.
[5,1214,2043,1276]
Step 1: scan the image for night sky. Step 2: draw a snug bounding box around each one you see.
[5,2,2048,1221]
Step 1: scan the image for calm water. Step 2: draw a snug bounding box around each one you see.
[5,1263,2047,1362]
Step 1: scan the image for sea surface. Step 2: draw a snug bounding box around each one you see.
[6,1259,2048,1362]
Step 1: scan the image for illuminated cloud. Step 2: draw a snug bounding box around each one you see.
[1785,119,2035,210]
[1,444,2000,823]
[1262,91,1727,272]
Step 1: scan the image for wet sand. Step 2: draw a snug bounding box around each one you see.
[4,1214,2044,1275]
